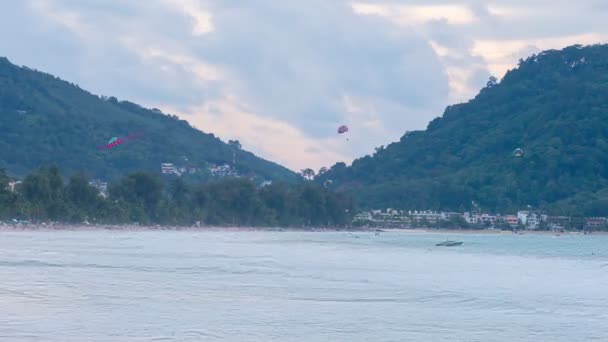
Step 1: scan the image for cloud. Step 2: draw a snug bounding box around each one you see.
[352,0,608,101]
[352,3,477,25]
[191,1,448,138]
[165,0,214,35]
[1,0,608,171]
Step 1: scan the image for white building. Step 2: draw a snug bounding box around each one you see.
[517,211,547,229]
[260,180,272,187]
[517,211,529,226]
[443,212,463,220]
[479,214,498,226]
[463,212,499,226]
[463,212,476,224]
[208,164,238,177]
[161,163,180,175]
[409,210,444,224]
[88,180,108,198]
[354,212,373,221]
[7,180,21,192]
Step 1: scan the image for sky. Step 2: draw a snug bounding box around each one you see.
[1,0,607,171]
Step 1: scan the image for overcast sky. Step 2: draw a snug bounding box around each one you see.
[1,1,607,171]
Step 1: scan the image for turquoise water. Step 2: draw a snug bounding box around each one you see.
[0,230,607,341]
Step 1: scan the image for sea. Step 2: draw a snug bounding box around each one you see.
[1,229,607,342]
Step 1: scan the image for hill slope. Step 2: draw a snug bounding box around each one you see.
[321,44,608,215]
[0,57,297,182]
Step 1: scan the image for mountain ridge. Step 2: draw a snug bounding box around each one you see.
[0,57,297,182]
[320,44,608,216]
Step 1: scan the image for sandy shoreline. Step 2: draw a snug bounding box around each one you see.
[0,224,603,235]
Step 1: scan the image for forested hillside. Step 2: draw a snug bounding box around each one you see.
[320,44,608,216]
[0,57,297,182]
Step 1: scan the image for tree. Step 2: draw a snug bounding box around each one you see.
[486,76,498,88]
[228,140,242,150]
[496,220,513,231]
[300,168,315,181]
[17,167,69,221]
[109,172,164,223]
[260,182,293,226]
[65,173,101,222]
[227,140,243,169]
[0,169,17,219]
[297,185,327,226]
[169,177,190,207]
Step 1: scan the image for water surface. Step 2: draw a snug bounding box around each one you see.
[1,230,607,341]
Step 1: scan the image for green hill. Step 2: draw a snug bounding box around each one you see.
[0,57,297,182]
[320,44,608,216]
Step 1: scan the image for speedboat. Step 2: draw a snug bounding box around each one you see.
[436,240,463,247]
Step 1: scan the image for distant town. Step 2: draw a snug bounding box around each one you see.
[353,207,607,232]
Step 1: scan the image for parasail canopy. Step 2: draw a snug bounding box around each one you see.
[513,148,524,157]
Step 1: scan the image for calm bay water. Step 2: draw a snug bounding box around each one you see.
[1,229,607,341]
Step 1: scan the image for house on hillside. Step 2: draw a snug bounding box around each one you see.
[161,163,180,175]
[7,180,21,192]
[88,180,108,198]
[208,164,238,177]
[260,180,272,188]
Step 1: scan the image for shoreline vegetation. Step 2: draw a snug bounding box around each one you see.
[1,167,605,234]
[0,223,605,235]
[0,166,354,228]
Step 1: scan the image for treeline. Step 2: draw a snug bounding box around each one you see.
[0,167,355,227]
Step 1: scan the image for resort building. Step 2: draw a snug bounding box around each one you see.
[517,211,547,229]
[503,215,519,227]
[161,163,179,175]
